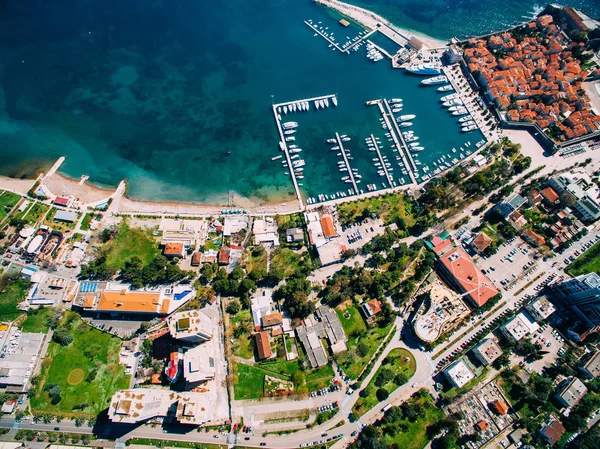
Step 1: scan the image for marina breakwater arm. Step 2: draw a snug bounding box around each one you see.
[314,0,448,49]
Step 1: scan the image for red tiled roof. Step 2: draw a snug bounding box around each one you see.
[164,242,184,256]
[472,233,492,252]
[541,187,560,203]
[320,215,336,238]
[256,331,271,360]
[218,249,230,264]
[53,197,69,207]
[439,247,499,307]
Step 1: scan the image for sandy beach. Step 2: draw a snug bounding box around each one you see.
[316,0,448,49]
[0,176,37,196]
[43,173,115,204]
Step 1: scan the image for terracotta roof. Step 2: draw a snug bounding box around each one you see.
[255,331,271,360]
[541,420,565,445]
[191,252,201,266]
[218,249,230,264]
[83,295,96,308]
[367,299,382,315]
[492,400,508,415]
[472,233,492,252]
[53,197,69,207]
[164,242,184,256]
[261,312,283,328]
[541,187,560,203]
[522,229,546,246]
[439,247,499,307]
[320,215,336,238]
[97,290,163,314]
[476,420,488,431]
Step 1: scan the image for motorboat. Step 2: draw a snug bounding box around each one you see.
[399,114,416,121]
[406,63,441,75]
[421,75,447,85]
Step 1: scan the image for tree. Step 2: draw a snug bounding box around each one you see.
[227,299,240,315]
[230,266,245,280]
[52,328,73,346]
[45,383,62,405]
[357,341,370,358]
[200,263,217,283]
[394,372,409,386]
[75,417,85,427]
[376,388,389,401]
[375,368,394,387]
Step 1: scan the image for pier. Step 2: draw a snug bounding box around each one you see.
[382,99,419,175]
[304,20,349,54]
[366,39,393,60]
[344,29,377,52]
[369,99,417,184]
[335,132,358,194]
[271,106,304,210]
[273,93,337,110]
[369,133,394,187]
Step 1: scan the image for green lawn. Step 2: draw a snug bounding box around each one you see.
[0,191,22,222]
[80,213,101,231]
[103,222,161,271]
[129,439,226,449]
[567,241,600,277]
[245,246,267,274]
[353,349,416,417]
[45,207,80,232]
[17,202,49,224]
[337,193,415,226]
[305,364,335,391]
[234,363,267,400]
[270,248,302,278]
[335,306,391,379]
[31,312,130,416]
[231,309,254,359]
[19,307,55,333]
[386,393,445,449]
[0,278,29,321]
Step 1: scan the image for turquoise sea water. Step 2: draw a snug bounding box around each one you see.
[352,0,600,40]
[0,0,597,204]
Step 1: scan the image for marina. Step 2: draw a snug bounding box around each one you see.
[334,132,358,194]
[368,133,394,187]
[304,19,377,54]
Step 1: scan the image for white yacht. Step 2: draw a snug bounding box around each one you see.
[332,97,338,106]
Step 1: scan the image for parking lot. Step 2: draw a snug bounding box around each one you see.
[339,217,384,250]
[513,323,564,374]
[562,231,600,268]
[476,236,537,292]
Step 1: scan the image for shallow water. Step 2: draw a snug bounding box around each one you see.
[0,0,595,203]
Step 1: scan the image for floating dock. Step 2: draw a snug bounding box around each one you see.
[274,94,337,110]
[272,106,304,209]
[304,20,349,54]
[369,133,394,188]
[382,99,419,176]
[369,99,417,185]
[305,20,377,54]
[366,40,392,59]
[271,93,339,209]
[335,132,358,194]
